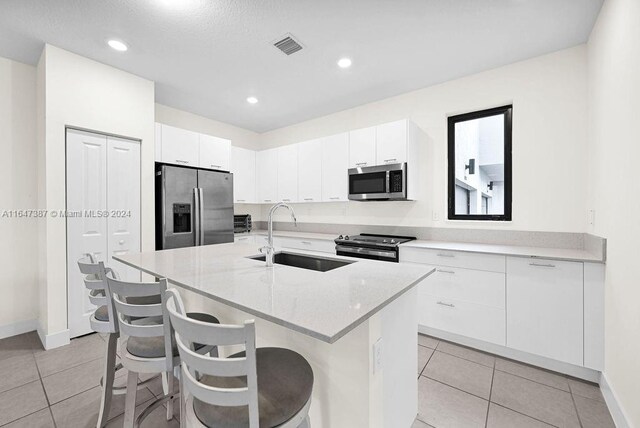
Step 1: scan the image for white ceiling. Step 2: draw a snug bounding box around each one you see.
[0,0,603,132]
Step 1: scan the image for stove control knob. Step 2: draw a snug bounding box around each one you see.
[391,239,396,244]
[382,239,388,243]
[344,235,350,240]
[338,235,344,240]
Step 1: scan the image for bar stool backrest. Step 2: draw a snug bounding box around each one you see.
[164,288,260,428]
[77,255,119,333]
[107,276,174,371]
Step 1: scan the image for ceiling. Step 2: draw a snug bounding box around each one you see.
[0,0,603,133]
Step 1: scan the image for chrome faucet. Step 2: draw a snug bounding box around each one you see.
[260,202,297,267]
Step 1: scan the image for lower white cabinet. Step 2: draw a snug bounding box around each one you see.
[418,294,506,345]
[273,236,336,254]
[506,257,584,366]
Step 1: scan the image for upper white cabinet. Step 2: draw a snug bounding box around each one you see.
[160,124,199,166]
[277,145,299,203]
[506,257,584,366]
[349,126,376,168]
[199,134,231,171]
[231,147,256,204]
[156,123,231,171]
[322,132,349,202]
[376,119,408,165]
[298,139,323,202]
[256,148,278,203]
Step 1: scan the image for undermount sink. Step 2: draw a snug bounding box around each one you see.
[248,252,354,272]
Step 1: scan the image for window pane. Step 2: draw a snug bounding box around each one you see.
[448,106,511,220]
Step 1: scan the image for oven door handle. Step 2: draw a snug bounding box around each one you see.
[335,245,397,259]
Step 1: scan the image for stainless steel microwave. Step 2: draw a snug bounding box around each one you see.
[348,163,408,201]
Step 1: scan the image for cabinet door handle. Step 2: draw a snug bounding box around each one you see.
[436,301,455,308]
[355,162,367,166]
[263,199,272,202]
[437,253,455,258]
[176,159,189,164]
[210,164,221,169]
[301,241,312,245]
[282,199,291,202]
[437,269,455,274]
[384,158,397,163]
[529,262,556,268]
[304,198,313,201]
[236,199,245,202]
[329,197,340,200]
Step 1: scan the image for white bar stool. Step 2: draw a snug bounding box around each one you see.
[165,288,314,428]
[106,276,219,428]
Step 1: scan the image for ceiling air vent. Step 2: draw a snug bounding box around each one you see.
[273,33,303,55]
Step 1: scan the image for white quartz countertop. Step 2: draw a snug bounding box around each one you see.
[114,242,433,343]
[400,240,603,263]
[237,230,604,263]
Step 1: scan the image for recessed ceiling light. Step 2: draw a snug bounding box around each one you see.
[337,58,352,69]
[246,97,258,104]
[107,40,128,52]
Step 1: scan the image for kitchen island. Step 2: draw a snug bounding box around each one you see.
[115,241,433,428]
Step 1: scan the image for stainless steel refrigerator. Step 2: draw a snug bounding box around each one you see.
[156,164,234,250]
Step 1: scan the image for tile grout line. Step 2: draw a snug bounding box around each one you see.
[418,347,436,377]
[493,368,571,394]
[484,367,495,428]
[421,375,490,402]
[569,390,585,428]
[489,402,561,428]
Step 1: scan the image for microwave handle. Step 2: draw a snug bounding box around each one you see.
[386,171,391,193]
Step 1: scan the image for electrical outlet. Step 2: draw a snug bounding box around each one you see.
[588,209,595,226]
[432,210,440,221]
[373,338,383,374]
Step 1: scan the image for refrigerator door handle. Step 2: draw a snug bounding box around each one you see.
[198,188,205,246]
[193,187,200,246]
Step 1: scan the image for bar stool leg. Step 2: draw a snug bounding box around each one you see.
[166,370,175,420]
[96,334,118,428]
[124,371,138,428]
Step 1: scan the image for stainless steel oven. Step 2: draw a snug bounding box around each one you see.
[348,162,408,201]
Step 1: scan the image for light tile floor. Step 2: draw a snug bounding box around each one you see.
[0,331,616,428]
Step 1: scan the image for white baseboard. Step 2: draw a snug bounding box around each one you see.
[36,325,70,350]
[420,326,601,382]
[600,372,632,428]
[0,319,38,340]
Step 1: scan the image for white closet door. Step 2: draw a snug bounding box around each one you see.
[66,129,108,338]
[106,137,141,282]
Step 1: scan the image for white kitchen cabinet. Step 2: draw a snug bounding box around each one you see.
[298,139,323,202]
[231,147,256,203]
[273,236,336,254]
[277,145,299,203]
[418,265,505,308]
[376,119,408,165]
[155,122,162,160]
[348,126,376,168]
[256,148,278,204]
[506,257,584,366]
[400,247,505,273]
[160,124,199,166]
[199,134,231,171]
[322,132,349,201]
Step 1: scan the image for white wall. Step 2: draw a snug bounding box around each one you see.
[587,0,640,425]
[257,46,589,233]
[36,45,155,344]
[0,57,38,337]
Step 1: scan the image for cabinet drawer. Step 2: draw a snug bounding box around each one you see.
[234,235,255,244]
[417,266,505,308]
[400,247,505,273]
[418,294,505,346]
[274,237,336,254]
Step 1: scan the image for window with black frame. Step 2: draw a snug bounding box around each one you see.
[448,105,512,221]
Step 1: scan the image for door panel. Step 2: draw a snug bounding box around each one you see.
[198,170,234,245]
[161,165,198,249]
[107,137,141,281]
[298,139,322,202]
[66,129,108,338]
